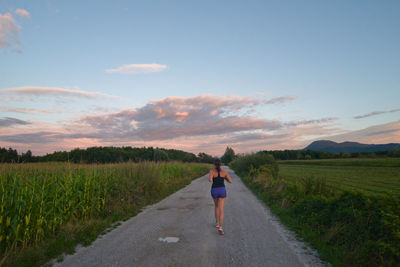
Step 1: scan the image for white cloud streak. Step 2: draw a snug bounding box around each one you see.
[105,63,168,74]
[354,108,400,119]
[3,86,119,99]
[0,106,60,114]
[264,95,297,104]
[284,117,338,127]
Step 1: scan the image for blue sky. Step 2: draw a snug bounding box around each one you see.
[0,0,399,156]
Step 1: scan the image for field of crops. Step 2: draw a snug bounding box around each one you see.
[278,158,400,196]
[0,161,209,266]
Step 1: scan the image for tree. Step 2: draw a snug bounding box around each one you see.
[221,146,235,165]
[197,152,215,163]
[153,149,169,162]
[21,150,32,162]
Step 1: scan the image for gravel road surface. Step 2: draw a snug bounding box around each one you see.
[54,167,324,267]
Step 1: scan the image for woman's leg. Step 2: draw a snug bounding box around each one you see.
[218,198,226,227]
[213,198,219,224]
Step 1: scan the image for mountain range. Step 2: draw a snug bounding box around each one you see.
[303,140,400,153]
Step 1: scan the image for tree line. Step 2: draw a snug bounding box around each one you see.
[1,146,399,164]
[260,149,400,160]
[0,146,217,164]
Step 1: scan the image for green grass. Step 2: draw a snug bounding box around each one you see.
[231,157,400,266]
[278,158,400,196]
[278,157,400,167]
[0,161,210,267]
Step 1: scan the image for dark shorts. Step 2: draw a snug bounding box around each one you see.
[211,187,227,199]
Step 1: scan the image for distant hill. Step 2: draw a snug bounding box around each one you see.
[303,140,400,153]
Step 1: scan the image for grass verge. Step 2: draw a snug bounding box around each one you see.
[230,155,400,267]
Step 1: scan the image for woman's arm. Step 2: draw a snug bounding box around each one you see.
[224,171,233,183]
[209,170,213,182]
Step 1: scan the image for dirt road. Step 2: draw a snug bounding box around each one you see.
[54,167,323,267]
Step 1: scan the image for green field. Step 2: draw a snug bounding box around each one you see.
[0,161,210,266]
[232,156,400,266]
[278,158,400,196]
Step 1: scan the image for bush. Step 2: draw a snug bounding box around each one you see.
[229,152,278,178]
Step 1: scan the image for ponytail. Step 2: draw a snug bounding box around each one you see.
[214,158,221,171]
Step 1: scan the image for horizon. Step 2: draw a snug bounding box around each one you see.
[3,139,399,158]
[1,1,399,156]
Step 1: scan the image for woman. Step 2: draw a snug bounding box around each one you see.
[209,158,232,235]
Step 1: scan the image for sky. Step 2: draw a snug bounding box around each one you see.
[0,0,399,156]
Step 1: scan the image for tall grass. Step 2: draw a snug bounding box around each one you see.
[230,156,400,266]
[0,161,209,266]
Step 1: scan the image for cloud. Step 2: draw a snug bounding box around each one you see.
[0,94,345,156]
[2,86,119,99]
[0,106,60,114]
[0,123,338,155]
[189,122,342,154]
[73,94,336,146]
[323,120,400,144]
[77,95,282,141]
[0,131,67,143]
[105,64,168,74]
[284,117,338,127]
[216,133,291,144]
[354,108,400,119]
[0,117,30,127]
[264,95,297,104]
[90,106,119,113]
[5,117,396,156]
[365,128,400,137]
[15,9,30,18]
[0,12,21,49]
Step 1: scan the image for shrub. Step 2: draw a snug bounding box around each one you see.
[229,152,278,178]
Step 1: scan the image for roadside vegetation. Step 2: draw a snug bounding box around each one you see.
[0,161,210,266]
[230,154,400,266]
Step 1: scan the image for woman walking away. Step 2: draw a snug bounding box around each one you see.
[209,158,232,235]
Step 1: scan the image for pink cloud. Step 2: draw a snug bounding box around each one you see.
[0,12,21,49]
[77,94,282,141]
[15,9,30,18]
[2,94,397,156]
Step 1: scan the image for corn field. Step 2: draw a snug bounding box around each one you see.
[0,162,209,253]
